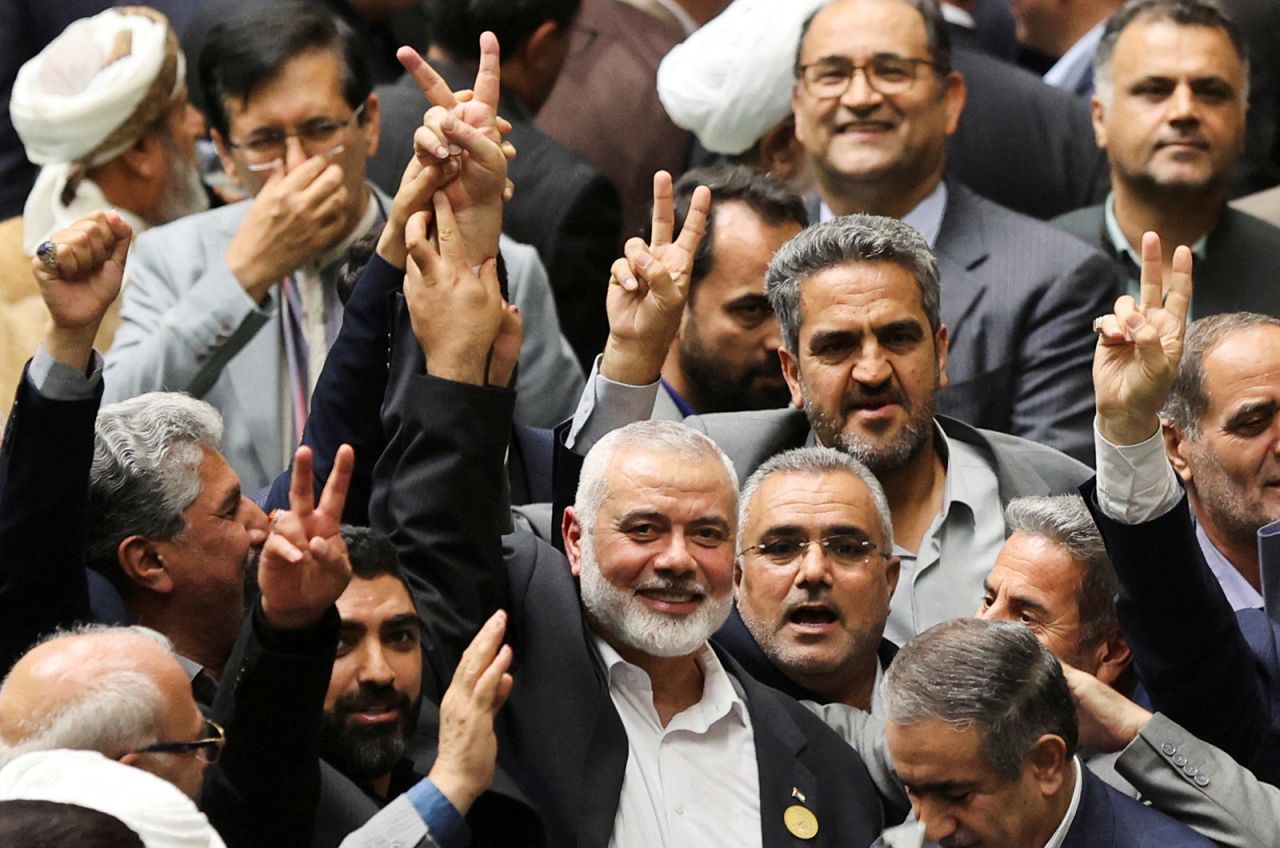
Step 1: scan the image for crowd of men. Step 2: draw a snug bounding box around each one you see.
[1,0,1280,845]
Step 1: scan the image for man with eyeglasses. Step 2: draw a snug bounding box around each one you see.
[102,2,393,492]
[791,0,1122,465]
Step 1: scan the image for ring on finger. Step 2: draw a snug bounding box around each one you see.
[35,241,58,271]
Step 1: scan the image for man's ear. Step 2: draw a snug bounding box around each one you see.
[562,506,585,577]
[1091,629,1133,688]
[1163,422,1194,484]
[360,92,381,158]
[117,131,167,180]
[1090,94,1109,150]
[118,536,175,594]
[779,347,804,410]
[210,128,246,190]
[941,71,967,137]
[883,555,901,601]
[934,324,949,389]
[1026,734,1070,797]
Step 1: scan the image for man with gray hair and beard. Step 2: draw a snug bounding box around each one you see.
[565,211,1090,646]
[881,617,1211,847]
[369,186,886,847]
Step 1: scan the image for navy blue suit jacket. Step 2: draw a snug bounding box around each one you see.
[1062,766,1213,847]
[1082,479,1280,786]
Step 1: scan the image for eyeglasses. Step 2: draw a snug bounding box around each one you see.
[741,534,890,568]
[135,719,226,764]
[227,101,367,169]
[798,55,941,99]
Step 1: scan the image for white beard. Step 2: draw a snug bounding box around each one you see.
[577,532,732,658]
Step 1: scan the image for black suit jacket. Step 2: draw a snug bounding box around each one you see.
[370,62,622,367]
[369,373,886,848]
[0,366,98,674]
[1054,203,1280,318]
[946,34,1108,221]
[1082,480,1280,786]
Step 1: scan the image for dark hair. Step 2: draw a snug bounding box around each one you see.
[0,801,143,848]
[428,0,581,63]
[198,1,372,139]
[342,526,409,584]
[653,164,808,300]
[795,0,953,77]
[883,618,1078,781]
[1095,0,1248,94]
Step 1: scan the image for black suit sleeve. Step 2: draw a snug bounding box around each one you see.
[262,253,403,524]
[0,367,98,675]
[201,604,340,848]
[368,374,516,674]
[1081,479,1271,771]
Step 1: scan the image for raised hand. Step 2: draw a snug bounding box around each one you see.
[258,444,355,631]
[1061,661,1152,754]
[1093,231,1193,445]
[600,171,711,385]
[224,156,350,302]
[376,157,461,271]
[398,34,508,265]
[33,209,132,370]
[405,192,506,385]
[429,610,515,815]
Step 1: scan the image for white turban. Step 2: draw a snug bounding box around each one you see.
[10,6,184,252]
[656,0,828,155]
[0,750,226,848]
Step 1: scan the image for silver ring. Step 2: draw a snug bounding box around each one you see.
[35,240,58,271]
[1091,316,1106,334]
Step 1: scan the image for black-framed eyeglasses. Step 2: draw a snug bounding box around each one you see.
[741,534,891,568]
[135,719,225,764]
[227,101,367,167]
[798,55,941,99]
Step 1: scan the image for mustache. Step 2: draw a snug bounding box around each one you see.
[840,381,910,414]
[633,575,708,597]
[333,684,413,718]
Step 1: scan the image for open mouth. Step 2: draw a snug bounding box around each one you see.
[788,604,839,628]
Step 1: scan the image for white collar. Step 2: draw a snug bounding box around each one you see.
[1043,758,1084,848]
[1043,22,1104,91]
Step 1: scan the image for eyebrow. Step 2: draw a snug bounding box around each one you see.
[899,778,978,796]
[215,486,241,516]
[381,614,422,633]
[1225,399,1276,429]
[759,523,872,537]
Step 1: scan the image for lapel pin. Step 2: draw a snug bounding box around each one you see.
[784,804,819,840]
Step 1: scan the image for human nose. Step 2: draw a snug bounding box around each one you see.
[794,541,834,587]
[654,531,698,576]
[283,134,310,171]
[840,64,883,109]
[850,340,891,386]
[914,798,958,843]
[356,642,396,686]
[1168,82,1198,123]
[242,498,269,543]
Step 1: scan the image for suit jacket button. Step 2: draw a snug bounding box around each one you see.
[1173,754,1188,767]
[1194,774,1210,787]
[1161,742,1177,756]
[1182,765,1198,777]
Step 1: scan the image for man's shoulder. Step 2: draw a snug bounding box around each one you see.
[131,202,248,253]
[946,187,1106,264]
[1216,205,1280,252]
[1074,767,1215,846]
[685,407,811,478]
[1051,203,1107,248]
[941,416,1093,492]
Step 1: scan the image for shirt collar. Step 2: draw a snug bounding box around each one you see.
[1103,192,1209,267]
[935,421,982,523]
[1194,518,1265,610]
[940,3,975,29]
[1043,758,1084,848]
[819,182,948,247]
[593,632,751,728]
[307,186,386,273]
[1043,22,1104,91]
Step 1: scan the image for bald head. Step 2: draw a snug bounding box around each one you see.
[0,627,206,798]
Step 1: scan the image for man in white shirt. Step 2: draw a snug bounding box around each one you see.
[1010,0,1122,96]
[881,617,1212,847]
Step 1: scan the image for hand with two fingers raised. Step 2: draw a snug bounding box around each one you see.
[258,444,356,631]
[600,170,712,386]
[1092,231,1194,446]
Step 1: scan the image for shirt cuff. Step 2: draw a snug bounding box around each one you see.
[1093,416,1183,524]
[405,778,470,848]
[564,354,659,455]
[29,345,103,400]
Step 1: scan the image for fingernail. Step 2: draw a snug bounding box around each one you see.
[287,547,303,564]
[448,144,462,156]
[1126,313,1143,329]
[623,276,637,291]
[638,253,652,269]
[435,146,449,159]
[443,116,457,132]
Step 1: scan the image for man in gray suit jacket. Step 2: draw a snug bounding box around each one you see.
[568,211,1089,646]
[791,0,1122,464]
[1053,0,1280,320]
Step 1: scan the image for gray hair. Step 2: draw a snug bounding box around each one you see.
[1005,495,1119,648]
[574,420,739,534]
[1094,0,1249,102]
[86,393,224,593]
[738,446,893,551]
[0,626,176,768]
[766,214,942,355]
[1162,312,1280,436]
[882,618,1078,780]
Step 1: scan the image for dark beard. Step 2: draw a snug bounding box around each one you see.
[319,683,420,786]
[801,378,935,473]
[677,326,790,413]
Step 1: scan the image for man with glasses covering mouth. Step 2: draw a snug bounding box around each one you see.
[103,0,391,491]
[789,0,1122,466]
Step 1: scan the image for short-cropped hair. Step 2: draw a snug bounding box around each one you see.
[883,618,1078,780]
[86,393,223,595]
[1162,312,1280,436]
[766,214,941,354]
[738,446,893,551]
[1005,495,1119,648]
[574,420,739,535]
[0,800,144,848]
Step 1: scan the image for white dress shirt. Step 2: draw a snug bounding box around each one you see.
[593,635,762,848]
[1042,23,1104,95]
[1043,758,1085,848]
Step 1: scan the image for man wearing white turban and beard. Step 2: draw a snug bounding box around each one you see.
[0,6,206,407]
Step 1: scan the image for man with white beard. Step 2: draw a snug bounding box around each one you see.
[369,182,887,848]
[1,5,207,406]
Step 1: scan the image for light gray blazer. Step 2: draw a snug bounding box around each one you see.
[1117,712,1278,847]
[106,197,581,491]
